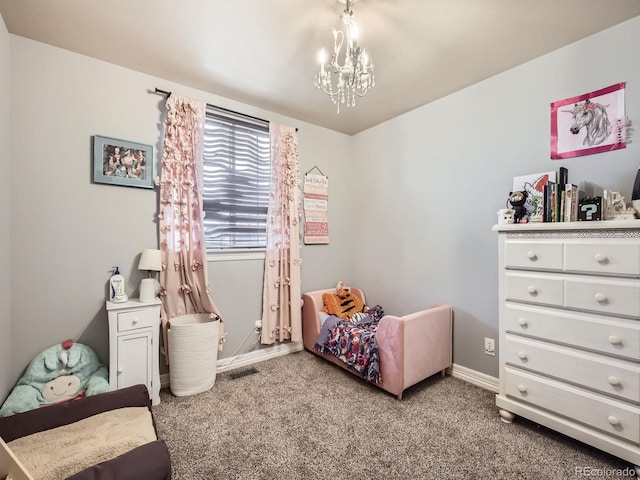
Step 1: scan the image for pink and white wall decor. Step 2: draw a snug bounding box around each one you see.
[551,82,627,160]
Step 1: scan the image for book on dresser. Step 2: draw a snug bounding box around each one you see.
[564,184,579,222]
[492,221,640,473]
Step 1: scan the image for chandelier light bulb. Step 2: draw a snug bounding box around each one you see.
[361,50,369,67]
[318,48,327,72]
[349,23,358,47]
[314,0,375,114]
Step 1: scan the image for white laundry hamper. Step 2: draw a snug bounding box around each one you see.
[168,314,219,396]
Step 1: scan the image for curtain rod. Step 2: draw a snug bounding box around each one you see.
[153,88,298,132]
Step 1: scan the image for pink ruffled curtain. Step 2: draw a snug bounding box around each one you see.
[157,94,223,363]
[261,123,302,344]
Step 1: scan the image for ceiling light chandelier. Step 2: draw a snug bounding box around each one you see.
[314,0,375,113]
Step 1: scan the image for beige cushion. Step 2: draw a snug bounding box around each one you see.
[1,436,34,480]
[8,407,156,480]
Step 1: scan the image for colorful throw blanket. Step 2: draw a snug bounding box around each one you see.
[314,306,384,384]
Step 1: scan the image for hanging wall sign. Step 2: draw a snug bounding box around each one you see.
[303,171,329,244]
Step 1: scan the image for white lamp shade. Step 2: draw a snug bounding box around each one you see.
[138,249,162,272]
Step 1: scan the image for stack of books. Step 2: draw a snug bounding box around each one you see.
[513,167,582,223]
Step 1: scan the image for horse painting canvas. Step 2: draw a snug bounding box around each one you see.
[551,82,627,160]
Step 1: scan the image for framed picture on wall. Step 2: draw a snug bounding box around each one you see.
[550,82,627,160]
[92,135,154,189]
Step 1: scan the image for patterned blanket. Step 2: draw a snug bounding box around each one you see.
[314,306,383,384]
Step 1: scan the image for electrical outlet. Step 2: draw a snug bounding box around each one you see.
[484,337,495,356]
[254,320,262,334]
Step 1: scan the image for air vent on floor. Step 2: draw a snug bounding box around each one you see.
[229,367,259,379]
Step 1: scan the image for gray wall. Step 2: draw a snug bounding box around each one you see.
[7,36,353,385]
[0,13,11,402]
[3,15,639,395]
[351,16,640,378]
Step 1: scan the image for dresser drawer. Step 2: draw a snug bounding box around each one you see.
[565,241,640,277]
[504,334,640,402]
[505,272,563,307]
[505,303,640,360]
[565,277,640,318]
[504,367,640,444]
[505,240,563,271]
[117,310,155,332]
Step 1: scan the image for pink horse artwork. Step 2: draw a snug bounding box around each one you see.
[564,99,611,147]
[550,82,627,160]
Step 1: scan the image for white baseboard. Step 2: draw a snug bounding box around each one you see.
[160,342,304,389]
[448,363,499,393]
[161,352,499,393]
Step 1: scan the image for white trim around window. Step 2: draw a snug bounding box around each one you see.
[207,250,266,262]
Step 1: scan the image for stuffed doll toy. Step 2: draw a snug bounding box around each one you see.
[322,281,368,320]
[0,339,109,417]
[507,190,530,223]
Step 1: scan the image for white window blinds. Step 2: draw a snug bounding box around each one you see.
[202,110,271,250]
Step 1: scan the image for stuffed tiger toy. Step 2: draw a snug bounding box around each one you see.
[322,282,367,319]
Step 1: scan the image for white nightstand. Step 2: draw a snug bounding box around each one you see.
[106,297,161,405]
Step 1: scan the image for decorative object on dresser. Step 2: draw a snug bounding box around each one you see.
[513,171,556,223]
[497,208,515,225]
[631,168,640,215]
[578,196,602,221]
[507,191,531,224]
[106,298,161,406]
[603,190,638,221]
[493,220,640,474]
[138,249,162,303]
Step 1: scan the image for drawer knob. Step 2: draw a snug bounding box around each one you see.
[607,415,620,426]
[526,251,537,261]
[517,318,528,328]
[517,384,527,393]
[608,335,622,345]
[527,285,537,295]
[517,351,528,361]
[117,367,123,374]
[594,293,608,303]
[594,253,608,264]
[132,318,139,325]
[608,376,621,386]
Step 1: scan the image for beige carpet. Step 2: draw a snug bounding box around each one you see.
[153,350,635,479]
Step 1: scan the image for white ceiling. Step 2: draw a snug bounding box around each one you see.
[1,0,640,135]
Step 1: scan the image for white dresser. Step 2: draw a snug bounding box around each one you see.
[494,220,640,470]
[106,297,161,406]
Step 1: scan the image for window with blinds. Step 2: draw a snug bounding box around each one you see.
[202,110,271,251]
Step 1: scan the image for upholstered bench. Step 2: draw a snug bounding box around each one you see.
[0,384,171,480]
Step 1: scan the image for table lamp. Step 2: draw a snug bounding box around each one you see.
[138,248,162,303]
